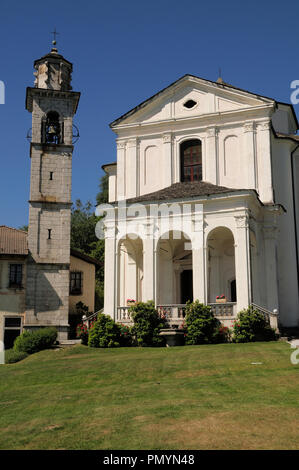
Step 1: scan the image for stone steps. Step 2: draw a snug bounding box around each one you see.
[58,339,81,347]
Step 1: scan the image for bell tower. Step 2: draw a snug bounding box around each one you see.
[25,44,80,340]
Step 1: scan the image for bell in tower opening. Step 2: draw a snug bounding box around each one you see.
[43,111,62,144]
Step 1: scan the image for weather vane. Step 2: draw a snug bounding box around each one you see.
[51,28,59,47]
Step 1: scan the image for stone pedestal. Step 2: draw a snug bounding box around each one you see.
[159,329,185,347]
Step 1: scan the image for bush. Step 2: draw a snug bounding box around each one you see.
[88,313,121,348]
[232,307,278,343]
[14,327,57,354]
[130,301,166,347]
[119,323,134,347]
[5,349,28,364]
[184,300,223,345]
[69,301,90,339]
[76,323,89,345]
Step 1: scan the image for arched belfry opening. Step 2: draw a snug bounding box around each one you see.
[42,111,63,144]
[180,139,202,182]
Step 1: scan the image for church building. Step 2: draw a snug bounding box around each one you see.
[102,74,299,330]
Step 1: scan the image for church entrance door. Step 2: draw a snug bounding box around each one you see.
[180,269,193,304]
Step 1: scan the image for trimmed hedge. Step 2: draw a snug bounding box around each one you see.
[13,327,57,354]
[232,307,278,343]
[5,349,29,364]
[88,313,121,348]
[184,300,225,345]
[130,301,166,347]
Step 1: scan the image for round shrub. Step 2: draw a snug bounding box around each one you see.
[119,323,133,347]
[185,300,223,345]
[232,307,278,343]
[130,301,166,347]
[14,327,57,354]
[88,313,121,348]
[5,349,28,364]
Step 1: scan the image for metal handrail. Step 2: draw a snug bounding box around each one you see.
[250,303,279,331]
[82,308,103,324]
[250,303,278,318]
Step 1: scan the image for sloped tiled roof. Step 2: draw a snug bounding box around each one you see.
[126,181,243,204]
[0,226,28,255]
[71,248,103,267]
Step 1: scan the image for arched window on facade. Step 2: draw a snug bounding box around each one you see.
[42,111,63,144]
[180,139,202,182]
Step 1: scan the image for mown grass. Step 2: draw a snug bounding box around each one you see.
[0,341,298,449]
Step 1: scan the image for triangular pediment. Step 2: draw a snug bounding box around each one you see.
[110,75,275,128]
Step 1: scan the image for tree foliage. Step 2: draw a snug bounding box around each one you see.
[70,173,109,310]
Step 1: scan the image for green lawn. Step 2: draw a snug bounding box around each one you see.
[0,341,298,450]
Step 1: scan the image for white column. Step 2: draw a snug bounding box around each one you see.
[142,236,155,302]
[205,127,218,185]
[192,224,205,303]
[116,141,126,200]
[234,214,252,311]
[263,226,279,312]
[104,229,116,319]
[243,122,256,189]
[162,133,173,187]
[256,120,273,203]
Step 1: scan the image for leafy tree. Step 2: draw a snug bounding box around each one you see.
[96,174,109,206]
[70,173,109,311]
[70,199,100,255]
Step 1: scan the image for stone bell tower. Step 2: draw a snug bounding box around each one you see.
[25,44,80,340]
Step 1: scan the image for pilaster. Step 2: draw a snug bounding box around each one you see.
[243,121,256,189]
[116,141,126,200]
[162,133,173,187]
[205,127,218,184]
[234,214,252,311]
[256,120,273,203]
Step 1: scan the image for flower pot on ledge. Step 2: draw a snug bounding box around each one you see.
[216,298,227,303]
[127,301,136,307]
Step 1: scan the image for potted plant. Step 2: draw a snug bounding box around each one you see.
[127,298,136,306]
[216,294,227,303]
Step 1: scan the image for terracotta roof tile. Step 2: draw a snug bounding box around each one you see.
[0,226,28,255]
[126,181,242,204]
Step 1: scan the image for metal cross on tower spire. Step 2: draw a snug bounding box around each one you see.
[51,28,59,46]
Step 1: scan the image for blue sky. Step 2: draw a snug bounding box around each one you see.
[0,0,298,228]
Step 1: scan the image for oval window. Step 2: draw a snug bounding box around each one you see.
[183,99,197,109]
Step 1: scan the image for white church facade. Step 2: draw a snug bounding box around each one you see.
[102,74,299,330]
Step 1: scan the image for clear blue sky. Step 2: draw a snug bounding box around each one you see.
[1,0,299,228]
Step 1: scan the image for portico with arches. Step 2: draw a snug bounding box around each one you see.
[102,73,299,331]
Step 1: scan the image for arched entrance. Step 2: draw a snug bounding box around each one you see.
[117,235,143,306]
[207,227,236,303]
[157,230,193,305]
